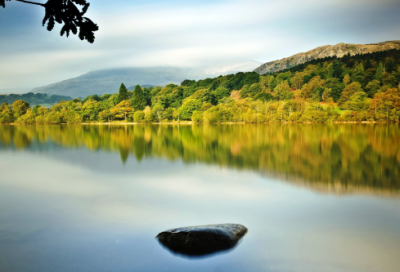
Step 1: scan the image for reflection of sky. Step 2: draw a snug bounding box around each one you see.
[0,150,400,272]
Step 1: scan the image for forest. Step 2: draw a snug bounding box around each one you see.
[1,49,400,124]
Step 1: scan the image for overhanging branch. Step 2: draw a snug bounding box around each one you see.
[15,0,45,7]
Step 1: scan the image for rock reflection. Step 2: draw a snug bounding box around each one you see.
[157,238,243,259]
[0,124,399,196]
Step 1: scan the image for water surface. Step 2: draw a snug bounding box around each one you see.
[0,124,399,272]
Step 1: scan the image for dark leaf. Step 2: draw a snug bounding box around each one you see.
[81,3,89,15]
[67,1,81,17]
[47,16,55,31]
[1,0,10,8]
[73,0,87,6]
[71,23,77,35]
[4,0,98,43]
[42,13,50,26]
[60,25,67,36]
[55,15,62,24]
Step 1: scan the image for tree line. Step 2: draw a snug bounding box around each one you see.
[1,49,400,124]
[0,93,72,107]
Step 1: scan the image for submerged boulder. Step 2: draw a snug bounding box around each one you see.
[156,223,248,256]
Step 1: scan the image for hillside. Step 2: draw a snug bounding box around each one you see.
[31,62,260,98]
[3,48,400,125]
[254,41,400,75]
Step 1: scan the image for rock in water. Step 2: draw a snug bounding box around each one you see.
[156,223,248,256]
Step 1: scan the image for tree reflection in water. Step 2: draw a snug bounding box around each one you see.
[0,124,399,196]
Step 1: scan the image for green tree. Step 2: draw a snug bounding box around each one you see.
[325,78,345,102]
[301,76,324,99]
[134,111,145,123]
[375,63,384,82]
[191,111,204,123]
[343,74,351,86]
[98,109,112,122]
[143,106,154,122]
[188,88,214,104]
[37,106,48,116]
[131,85,146,110]
[0,103,14,123]
[111,100,134,121]
[118,83,128,103]
[254,92,273,102]
[343,91,369,111]
[274,81,292,100]
[291,72,305,89]
[368,88,400,121]
[329,59,342,79]
[337,82,362,108]
[382,72,397,87]
[81,99,100,121]
[364,68,376,86]
[203,106,222,123]
[152,103,165,123]
[259,75,271,91]
[32,105,41,114]
[12,100,30,119]
[311,86,324,102]
[179,99,202,120]
[322,88,333,103]
[351,63,364,84]
[43,111,63,124]
[365,80,381,98]
[64,110,82,124]
[212,87,230,101]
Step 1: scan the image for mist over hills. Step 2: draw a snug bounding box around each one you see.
[254,41,400,75]
[21,41,400,99]
[31,62,260,98]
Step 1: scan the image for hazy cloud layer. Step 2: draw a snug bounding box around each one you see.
[0,0,399,91]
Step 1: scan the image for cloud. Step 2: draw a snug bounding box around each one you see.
[0,0,399,90]
[0,152,270,229]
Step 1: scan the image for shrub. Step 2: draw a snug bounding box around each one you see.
[301,110,328,122]
[191,111,204,123]
[203,106,222,123]
[288,112,302,122]
[133,111,145,123]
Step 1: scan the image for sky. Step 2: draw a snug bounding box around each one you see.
[0,0,400,93]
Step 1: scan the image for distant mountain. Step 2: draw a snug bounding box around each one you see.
[31,62,260,98]
[254,41,400,75]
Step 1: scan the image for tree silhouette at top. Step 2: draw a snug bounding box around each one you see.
[1,0,98,43]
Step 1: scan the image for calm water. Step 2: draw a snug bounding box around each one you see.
[0,124,399,272]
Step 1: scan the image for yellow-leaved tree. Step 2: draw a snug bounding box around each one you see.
[111,100,134,121]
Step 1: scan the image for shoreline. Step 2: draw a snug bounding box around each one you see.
[1,121,399,126]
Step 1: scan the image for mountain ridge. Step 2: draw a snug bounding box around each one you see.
[254,41,400,75]
[31,62,261,98]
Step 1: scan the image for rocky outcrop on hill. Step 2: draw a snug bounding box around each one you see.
[254,41,400,75]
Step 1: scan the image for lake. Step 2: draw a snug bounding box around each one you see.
[0,124,399,272]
